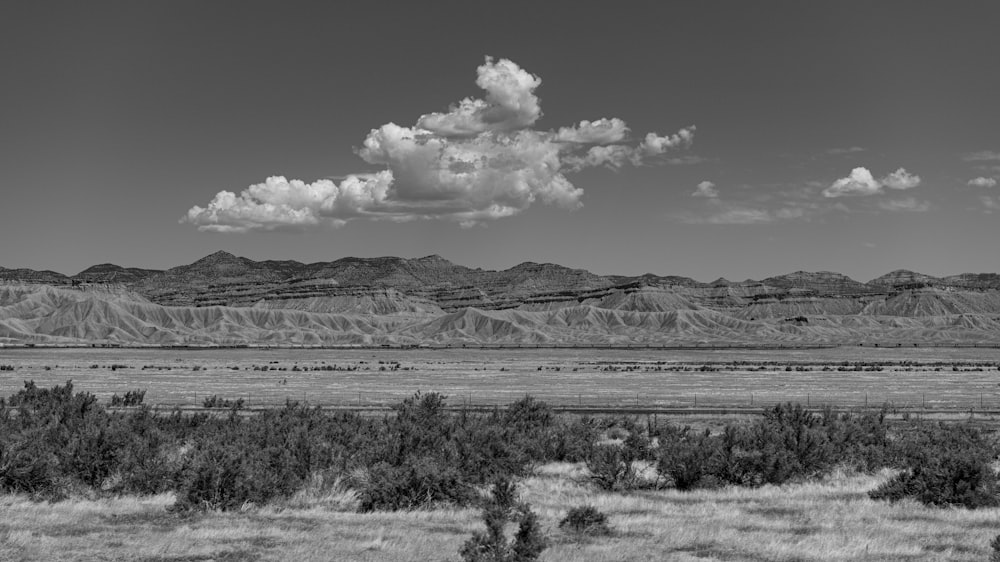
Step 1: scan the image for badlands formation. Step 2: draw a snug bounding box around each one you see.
[2,251,1000,346]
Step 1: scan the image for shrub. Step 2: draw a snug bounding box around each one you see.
[110,389,146,407]
[869,423,999,508]
[201,395,244,410]
[174,429,306,511]
[355,456,474,512]
[990,533,1000,562]
[459,480,546,562]
[544,416,598,462]
[559,505,610,536]
[656,426,722,490]
[0,435,60,494]
[586,444,638,491]
[654,404,894,490]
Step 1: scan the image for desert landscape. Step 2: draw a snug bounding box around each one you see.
[5,2,1000,560]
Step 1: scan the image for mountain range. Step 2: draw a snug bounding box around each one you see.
[2,251,999,346]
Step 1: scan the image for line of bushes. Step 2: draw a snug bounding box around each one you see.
[584,402,999,508]
[0,382,597,511]
[1,381,997,512]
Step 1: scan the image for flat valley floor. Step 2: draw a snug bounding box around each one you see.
[1,347,999,411]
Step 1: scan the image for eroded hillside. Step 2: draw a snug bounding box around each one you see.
[2,252,1000,345]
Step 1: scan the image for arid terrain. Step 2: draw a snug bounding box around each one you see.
[2,466,997,562]
[3,347,1000,411]
[3,252,1000,346]
[2,347,1000,561]
[4,253,1000,562]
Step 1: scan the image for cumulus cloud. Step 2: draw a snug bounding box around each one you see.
[823,167,882,197]
[877,197,930,213]
[416,57,542,137]
[880,168,921,190]
[637,128,696,158]
[184,173,394,232]
[968,176,997,188]
[822,167,921,197]
[691,181,719,198]
[555,118,629,144]
[184,57,696,232]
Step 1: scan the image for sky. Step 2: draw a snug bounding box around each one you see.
[2,1,999,282]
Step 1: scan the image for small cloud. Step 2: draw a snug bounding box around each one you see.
[877,197,930,213]
[968,176,997,188]
[863,242,877,248]
[823,167,882,197]
[663,155,710,166]
[981,195,1000,213]
[826,146,866,155]
[674,203,809,225]
[555,118,629,144]
[881,168,921,190]
[637,128,696,159]
[690,208,773,224]
[962,150,1000,162]
[774,207,806,220]
[691,181,719,198]
[823,166,920,197]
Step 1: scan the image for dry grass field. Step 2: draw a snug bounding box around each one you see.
[1,347,1000,411]
[1,465,997,561]
[2,349,999,560]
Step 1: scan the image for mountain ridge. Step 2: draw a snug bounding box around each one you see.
[2,252,1000,345]
[4,251,999,291]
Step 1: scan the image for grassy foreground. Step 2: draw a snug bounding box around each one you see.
[1,465,996,562]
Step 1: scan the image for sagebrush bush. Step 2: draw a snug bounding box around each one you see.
[559,505,610,535]
[586,444,639,492]
[201,395,244,409]
[0,435,60,494]
[355,456,474,512]
[869,423,999,508]
[459,479,546,562]
[109,389,146,407]
[656,426,722,490]
[654,403,894,490]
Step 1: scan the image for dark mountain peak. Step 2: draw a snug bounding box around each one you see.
[508,261,575,273]
[765,270,861,283]
[71,263,161,284]
[710,277,731,286]
[415,254,449,263]
[193,250,243,265]
[941,272,1000,290]
[0,267,70,284]
[761,271,870,295]
[869,270,939,286]
[150,251,278,287]
[77,263,121,274]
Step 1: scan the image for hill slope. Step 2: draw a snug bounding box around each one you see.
[2,284,1000,346]
[2,252,1000,345]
